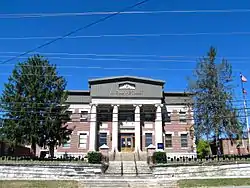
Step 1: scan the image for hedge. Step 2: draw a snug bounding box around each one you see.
[153,151,167,164]
[87,151,102,164]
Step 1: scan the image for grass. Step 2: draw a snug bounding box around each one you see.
[178,178,250,188]
[0,180,78,188]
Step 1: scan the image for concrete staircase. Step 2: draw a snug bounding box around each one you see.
[136,161,152,177]
[104,161,122,177]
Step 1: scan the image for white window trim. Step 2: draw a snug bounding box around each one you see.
[178,131,188,136]
[78,132,88,149]
[77,131,89,135]
[143,130,154,135]
[165,131,174,136]
[99,130,110,136]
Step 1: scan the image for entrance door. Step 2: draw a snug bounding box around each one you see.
[120,135,134,152]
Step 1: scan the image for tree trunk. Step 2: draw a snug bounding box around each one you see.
[49,144,55,158]
[30,141,36,157]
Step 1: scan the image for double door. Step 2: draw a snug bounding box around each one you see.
[120,134,134,152]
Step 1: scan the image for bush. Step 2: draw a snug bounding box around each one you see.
[87,151,102,164]
[197,140,211,159]
[153,151,167,163]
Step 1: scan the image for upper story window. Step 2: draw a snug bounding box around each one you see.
[66,110,73,120]
[97,109,112,122]
[80,111,88,122]
[163,111,171,123]
[119,110,134,122]
[179,111,187,123]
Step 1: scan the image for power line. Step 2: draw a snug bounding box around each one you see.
[1,32,250,40]
[0,99,249,108]
[1,51,250,61]
[1,9,250,18]
[0,0,151,65]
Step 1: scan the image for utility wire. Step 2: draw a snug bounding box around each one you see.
[0,55,249,66]
[2,32,250,40]
[0,0,151,65]
[1,9,250,18]
[1,51,250,60]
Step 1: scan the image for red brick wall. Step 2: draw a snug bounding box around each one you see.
[56,108,91,154]
[221,139,249,155]
[163,110,194,153]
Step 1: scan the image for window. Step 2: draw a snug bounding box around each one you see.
[79,133,87,149]
[99,133,107,147]
[165,134,172,148]
[181,134,188,147]
[179,111,186,123]
[63,136,71,148]
[97,109,112,122]
[66,111,73,120]
[80,111,88,122]
[118,110,134,121]
[164,112,171,123]
[145,133,152,147]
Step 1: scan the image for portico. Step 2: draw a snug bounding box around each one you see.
[93,103,161,152]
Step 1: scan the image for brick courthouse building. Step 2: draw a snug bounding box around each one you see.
[54,76,197,158]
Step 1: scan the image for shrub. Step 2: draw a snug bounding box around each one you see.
[197,140,211,159]
[153,151,167,164]
[87,151,102,164]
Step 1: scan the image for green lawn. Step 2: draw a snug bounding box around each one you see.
[0,180,78,188]
[178,178,250,188]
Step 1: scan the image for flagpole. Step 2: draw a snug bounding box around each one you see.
[241,73,250,151]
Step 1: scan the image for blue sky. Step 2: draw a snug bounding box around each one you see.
[1,0,250,105]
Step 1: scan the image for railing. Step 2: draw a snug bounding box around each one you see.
[113,150,116,161]
[121,154,123,176]
[133,153,138,176]
[137,148,141,161]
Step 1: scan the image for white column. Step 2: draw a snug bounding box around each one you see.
[155,104,163,149]
[89,104,97,151]
[112,105,119,152]
[134,105,141,152]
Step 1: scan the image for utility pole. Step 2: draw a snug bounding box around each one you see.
[240,73,250,151]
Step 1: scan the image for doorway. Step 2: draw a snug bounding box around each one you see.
[120,133,135,152]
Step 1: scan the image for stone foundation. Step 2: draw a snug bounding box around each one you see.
[0,163,103,179]
[152,163,250,179]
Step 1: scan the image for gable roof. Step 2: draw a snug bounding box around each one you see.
[88,76,165,85]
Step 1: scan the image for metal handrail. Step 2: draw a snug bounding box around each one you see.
[121,153,123,176]
[133,153,138,176]
[137,147,141,161]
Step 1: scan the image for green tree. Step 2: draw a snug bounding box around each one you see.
[0,55,71,157]
[188,47,242,153]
